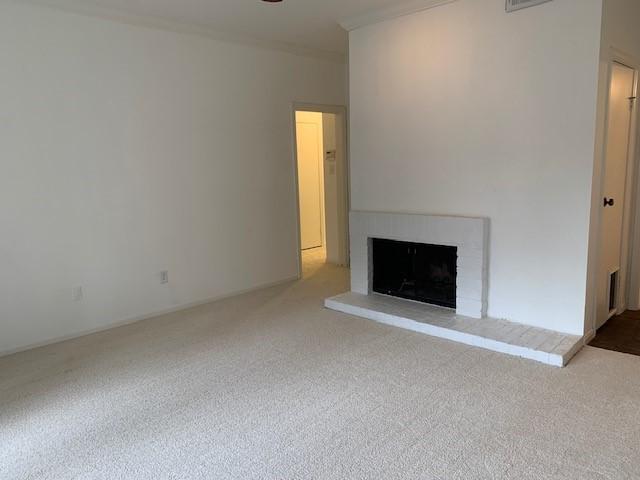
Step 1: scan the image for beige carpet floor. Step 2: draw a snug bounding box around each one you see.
[1,251,639,479]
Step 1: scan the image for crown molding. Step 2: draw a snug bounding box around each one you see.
[13,0,346,64]
[339,0,460,31]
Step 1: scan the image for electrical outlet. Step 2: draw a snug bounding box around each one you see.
[160,271,169,284]
[72,286,84,302]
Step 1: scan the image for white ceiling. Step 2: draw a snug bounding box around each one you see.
[27,0,412,56]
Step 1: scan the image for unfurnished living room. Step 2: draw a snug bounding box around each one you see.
[1,0,640,478]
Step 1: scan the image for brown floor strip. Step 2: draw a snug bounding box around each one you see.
[589,310,640,356]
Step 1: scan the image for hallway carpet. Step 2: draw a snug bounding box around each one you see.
[1,252,639,479]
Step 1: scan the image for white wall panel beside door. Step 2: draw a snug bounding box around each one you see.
[0,3,346,355]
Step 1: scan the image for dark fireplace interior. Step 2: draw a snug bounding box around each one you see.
[371,238,457,309]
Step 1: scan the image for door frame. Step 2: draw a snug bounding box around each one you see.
[291,102,350,279]
[592,48,639,334]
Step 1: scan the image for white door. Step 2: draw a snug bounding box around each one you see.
[596,62,637,329]
[296,114,324,250]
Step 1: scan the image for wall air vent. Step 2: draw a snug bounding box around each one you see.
[506,0,553,12]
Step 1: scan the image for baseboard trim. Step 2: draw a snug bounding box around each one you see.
[583,329,596,345]
[0,276,298,358]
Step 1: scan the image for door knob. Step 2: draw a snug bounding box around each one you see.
[604,197,615,207]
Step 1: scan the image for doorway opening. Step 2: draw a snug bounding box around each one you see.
[591,58,639,350]
[293,105,349,277]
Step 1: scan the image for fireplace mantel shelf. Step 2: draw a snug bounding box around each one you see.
[325,292,583,367]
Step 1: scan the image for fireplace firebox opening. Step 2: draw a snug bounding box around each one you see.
[371,238,457,309]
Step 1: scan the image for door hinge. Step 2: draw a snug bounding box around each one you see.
[630,96,637,109]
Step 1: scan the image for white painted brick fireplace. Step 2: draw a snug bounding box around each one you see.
[325,211,583,367]
[349,211,489,318]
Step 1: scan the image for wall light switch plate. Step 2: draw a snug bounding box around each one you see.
[160,271,169,284]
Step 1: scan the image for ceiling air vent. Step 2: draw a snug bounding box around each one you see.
[506,0,553,12]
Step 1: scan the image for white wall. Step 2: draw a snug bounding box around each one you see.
[585,0,640,335]
[0,3,345,354]
[349,0,603,335]
[601,0,640,55]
